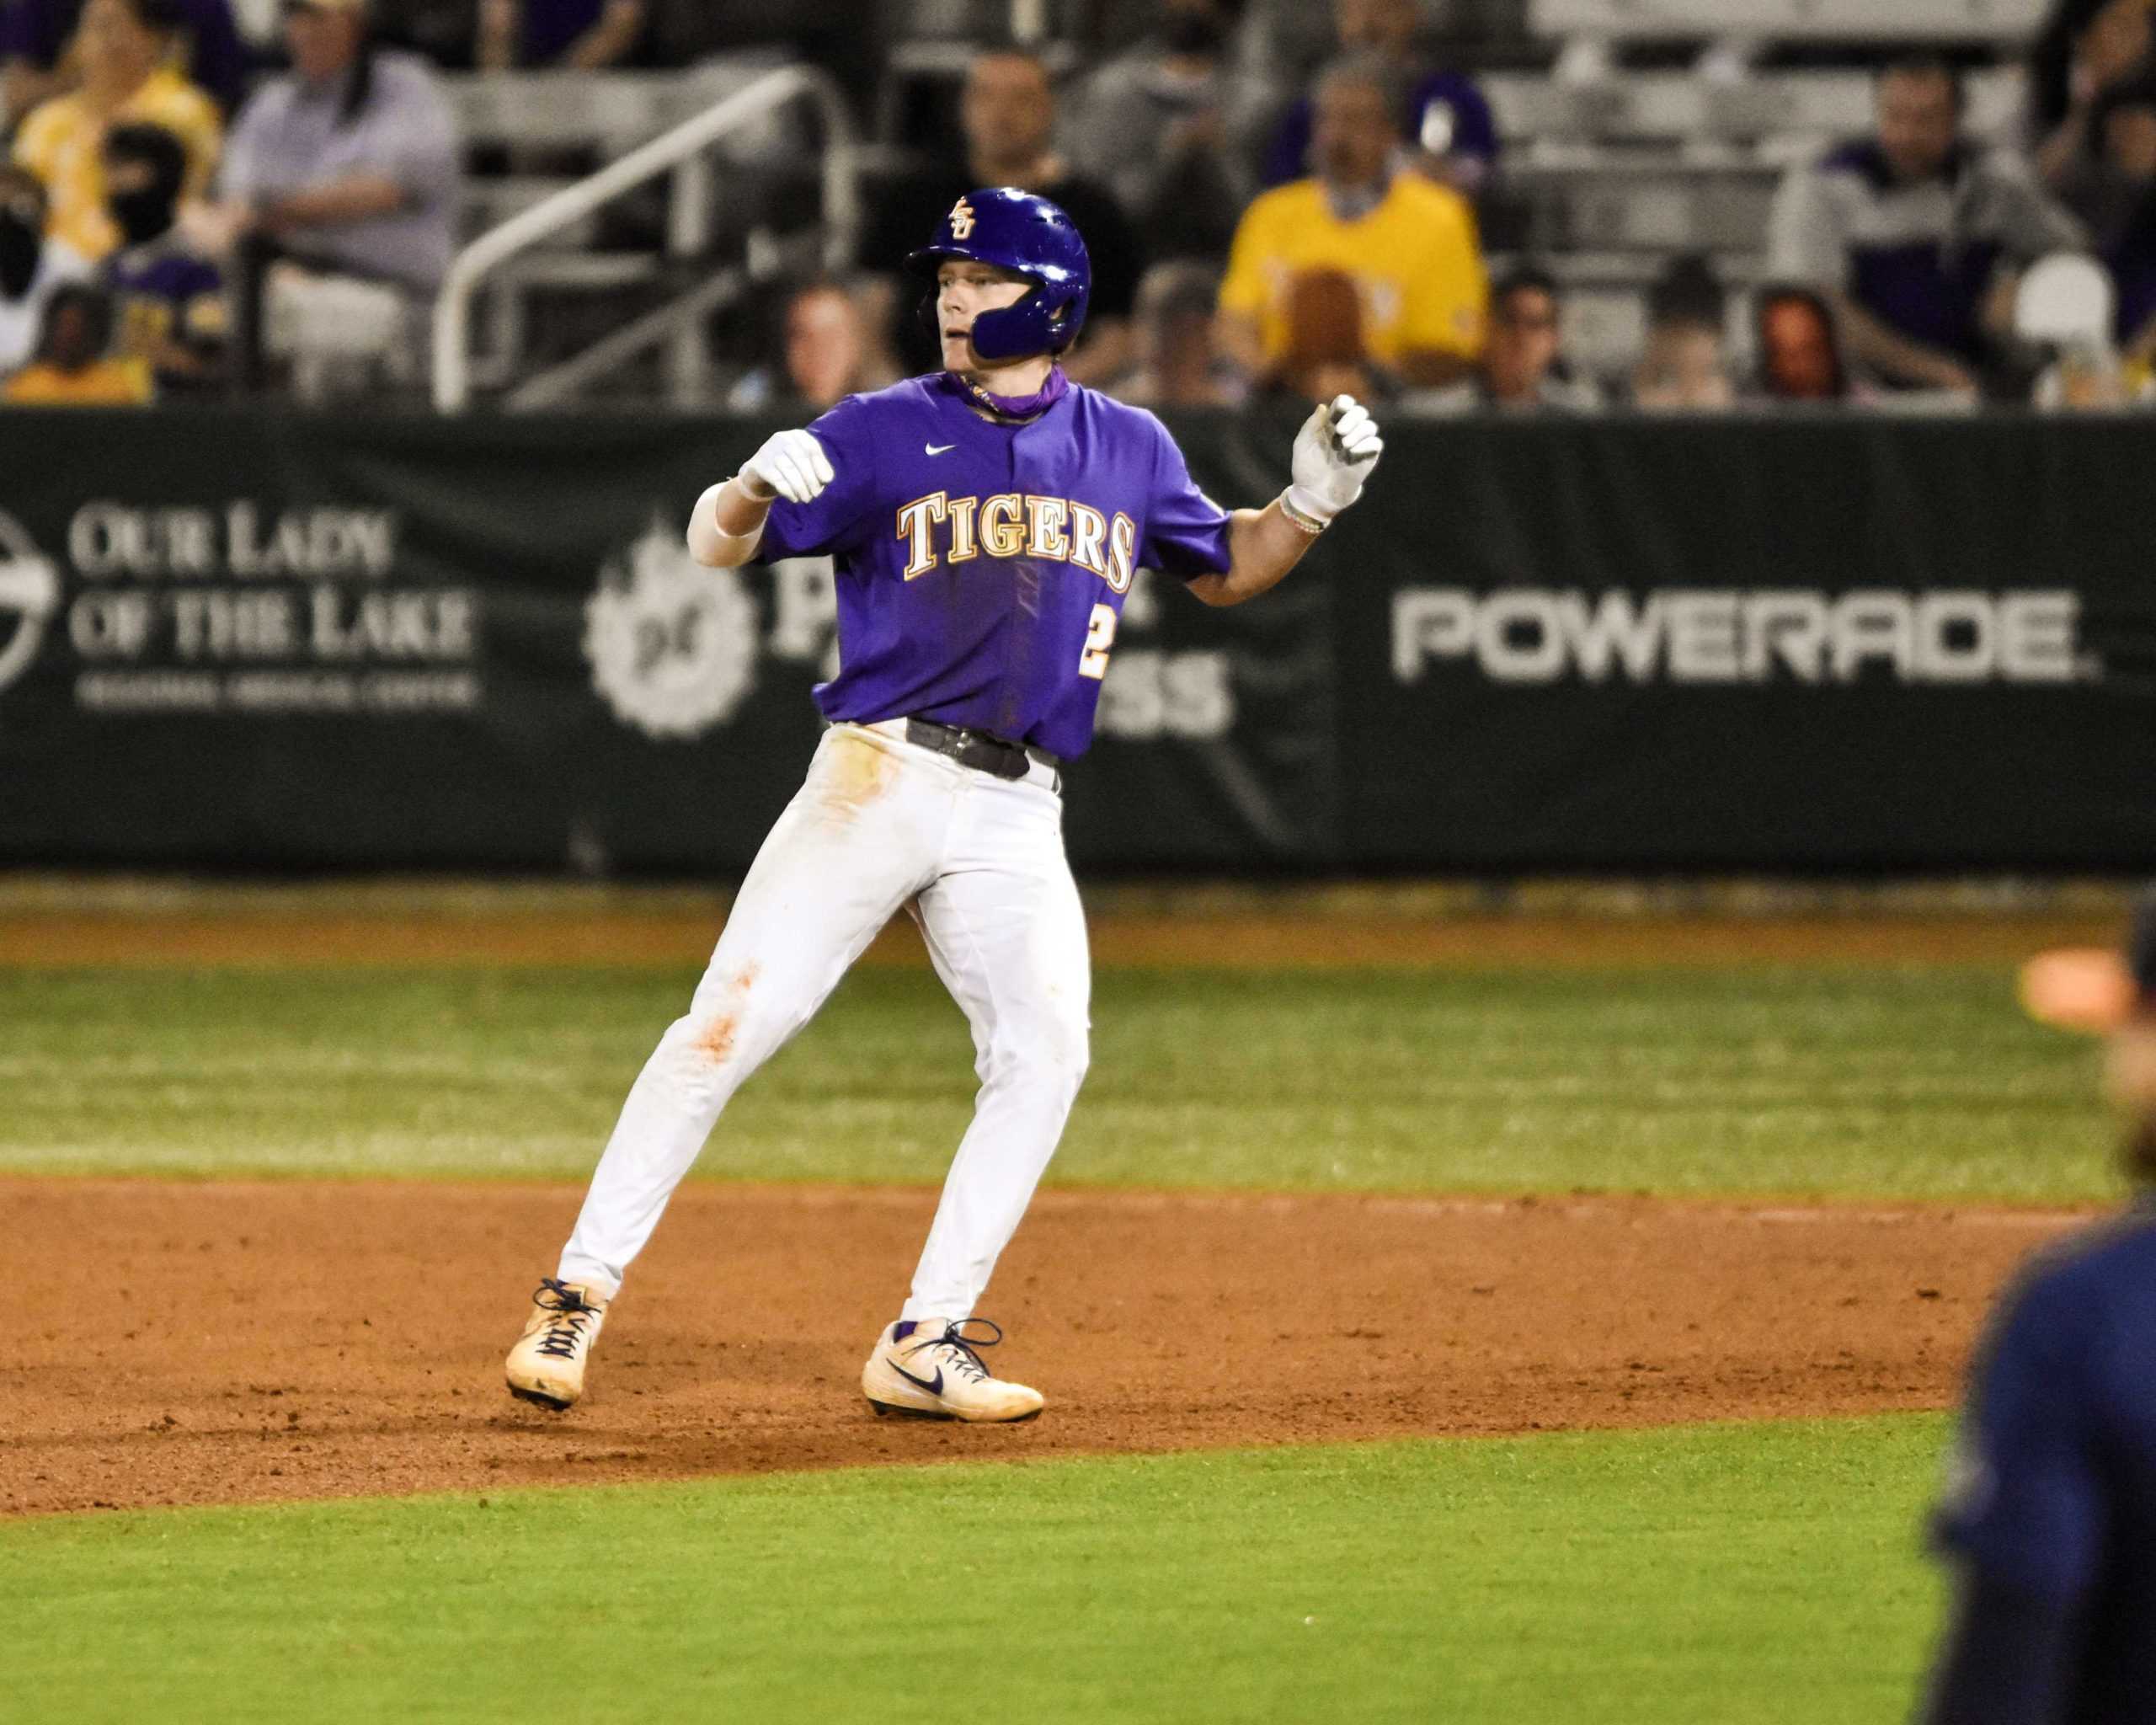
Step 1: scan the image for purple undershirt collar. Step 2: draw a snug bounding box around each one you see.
[942,366,1070,424]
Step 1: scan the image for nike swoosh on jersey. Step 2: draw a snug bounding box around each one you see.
[926,442,957,456]
[890,1359,944,1395]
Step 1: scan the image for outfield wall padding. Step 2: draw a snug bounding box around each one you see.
[0,409,2149,872]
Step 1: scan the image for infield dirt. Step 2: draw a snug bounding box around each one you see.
[3,1178,2080,1519]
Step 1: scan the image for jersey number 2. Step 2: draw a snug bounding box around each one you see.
[1080,603,1117,681]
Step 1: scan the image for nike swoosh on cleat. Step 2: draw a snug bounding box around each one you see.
[889,1359,944,1395]
[926,443,957,456]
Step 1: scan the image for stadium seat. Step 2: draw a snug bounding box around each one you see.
[1527,0,2048,48]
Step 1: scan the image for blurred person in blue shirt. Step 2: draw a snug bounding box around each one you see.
[1917,889,2156,1725]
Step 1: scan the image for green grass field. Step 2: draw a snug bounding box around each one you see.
[8,1418,1950,1725]
[3,950,2100,1722]
[0,963,2114,1199]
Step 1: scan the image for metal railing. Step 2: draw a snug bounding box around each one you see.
[432,63,861,412]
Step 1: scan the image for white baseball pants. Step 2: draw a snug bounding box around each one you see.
[557,720,1091,1322]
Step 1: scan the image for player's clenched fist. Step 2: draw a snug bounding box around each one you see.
[741,429,835,505]
[1284,395,1384,528]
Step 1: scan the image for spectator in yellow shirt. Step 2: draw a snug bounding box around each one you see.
[11,0,221,264]
[2,280,152,403]
[1217,51,1486,388]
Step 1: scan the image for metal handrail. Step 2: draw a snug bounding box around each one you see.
[432,64,860,412]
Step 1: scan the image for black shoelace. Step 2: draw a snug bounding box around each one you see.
[910,1317,1005,1383]
[531,1279,600,1359]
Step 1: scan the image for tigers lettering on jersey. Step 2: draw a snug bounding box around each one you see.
[896,492,1138,593]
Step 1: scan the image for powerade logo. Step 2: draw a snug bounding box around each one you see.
[1391,588,2092,686]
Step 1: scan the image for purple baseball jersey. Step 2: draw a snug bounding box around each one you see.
[756,372,1233,760]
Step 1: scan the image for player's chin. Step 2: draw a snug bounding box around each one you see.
[940,332,974,369]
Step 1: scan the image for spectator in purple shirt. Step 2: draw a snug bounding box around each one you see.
[477,0,645,70]
[1,0,245,118]
[367,0,647,70]
[1767,56,2085,395]
[1261,0,1497,201]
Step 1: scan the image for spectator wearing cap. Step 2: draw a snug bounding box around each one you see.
[1916,894,2156,1725]
[1631,254,1735,411]
[1410,264,1595,413]
[861,48,1143,385]
[1218,51,1485,390]
[1768,56,2086,396]
[1261,0,1497,203]
[1108,259,1244,407]
[10,0,222,263]
[0,163,93,378]
[0,0,245,122]
[1061,0,1278,264]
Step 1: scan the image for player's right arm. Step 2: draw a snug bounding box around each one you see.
[686,430,835,568]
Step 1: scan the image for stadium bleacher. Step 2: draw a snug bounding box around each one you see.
[0,0,2089,405]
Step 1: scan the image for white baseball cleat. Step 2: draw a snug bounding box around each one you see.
[505,1279,610,1410]
[862,1317,1045,1423]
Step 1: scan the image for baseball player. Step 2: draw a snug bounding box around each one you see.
[1915,893,2156,1722]
[505,187,1383,1422]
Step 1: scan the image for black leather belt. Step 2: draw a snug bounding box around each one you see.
[904,717,1061,784]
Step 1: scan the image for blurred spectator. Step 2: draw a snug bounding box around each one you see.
[1753,285,1854,404]
[1,278,152,398]
[477,0,645,69]
[0,162,91,376]
[10,0,222,263]
[368,0,648,70]
[1218,52,1485,389]
[1262,263,1380,404]
[1767,57,2085,397]
[725,277,898,414]
[201,0,459,387]
[1,0,244,122]
[1411,264,1597,413]
[2047,69,2156,360]
[1260,0,1497,201]
[2015,251,2140,409]
[862,49,1142,385]
[1914,899,2156,1725]
[1061,0,1278,263]
[1631,254,1735,411]
[1108,259,1244,406]
[2056,67,2156,243]
[2031,0,2153,192]
[227,0,280,55]
[101,120,221,390]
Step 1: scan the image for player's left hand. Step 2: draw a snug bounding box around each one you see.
[1285,394,1384,527]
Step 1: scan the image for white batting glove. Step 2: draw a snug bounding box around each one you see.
[1283,394,1384,530]
[740,429,835,505]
